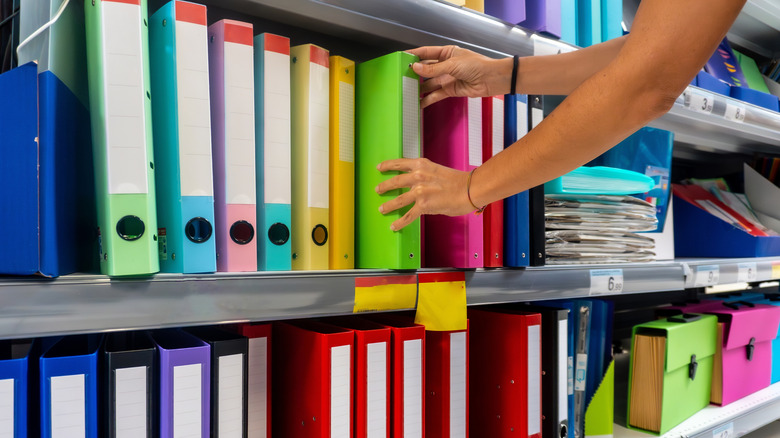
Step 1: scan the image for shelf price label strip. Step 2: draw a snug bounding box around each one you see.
[589,269,624,296]
[353,275,417,313]
[414,271,467,331]
[685,89,715,114]
[694,264,720,287]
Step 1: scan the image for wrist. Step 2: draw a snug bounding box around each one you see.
[466,167,488,214]
[488,57,515,96]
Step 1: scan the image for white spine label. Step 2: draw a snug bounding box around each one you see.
[449,332,467,438]
[263,50,292,205]
[331,345,351,438]
[51,374,86,438]
[308,62,330,209]
[339,81,355,163]
[115,366,148,438]
[403,339,423,438]
[402,76,420,159]
[224,41,256,205]
[467,97,482,167]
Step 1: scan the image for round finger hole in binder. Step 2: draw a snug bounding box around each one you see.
[116,216,145,241]
[230,220,255,245]
[312,224,328,246]
[185,217,213,243]
[268,223,290,246]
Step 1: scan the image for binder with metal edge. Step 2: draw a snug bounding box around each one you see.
[355,51,422,269]
[230,323,272,438]
[102,332,155,438]
[482,95,504,267]
[255,32,292,271]
[503,94,530,267]
[150,0,216,273]
[290,43,331,270]
[528,95,546,266]
[425,326,469,438]
[329,55,356,269]
[84,0,159,276]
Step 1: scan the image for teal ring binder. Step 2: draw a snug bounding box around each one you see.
[268,222,290,245]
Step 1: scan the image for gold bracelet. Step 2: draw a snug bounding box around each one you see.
[467,168,486,215]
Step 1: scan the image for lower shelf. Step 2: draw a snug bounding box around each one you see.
[614,381,780,438]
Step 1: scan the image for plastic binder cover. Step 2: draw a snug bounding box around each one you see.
[423,96,484,268]
[324,317,391,438]
[528,96,545,266]
[362,315,425,438]
[185,326,249,437]
[520,0,562,37]
[232,323,272,438]
[290,44,330,270]
[84,0,159,276]
[503,94,530,267]
[482,96,504,267]
[255,33,292,271]
[102,332,155,438]
[484,0,526,24]
[40,335,102,438]
[273,321,354,437]
[151,329,211,438]
[0,339,32,437]
[627,314,717,435]
[425,327,468,438]
[329,55,356,269]
[355,51,421,269]
[468,307,542,438]
[150,0,216,274]
[209,19,258,272]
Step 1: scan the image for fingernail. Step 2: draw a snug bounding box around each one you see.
[378,206,384,214]
[390,224,398,232]
[375,186,380,193]
[377,163,381,170]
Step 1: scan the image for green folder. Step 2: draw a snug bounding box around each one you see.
[627,314,717,435]
[85,0,159,276]
[734,50,771,94]
[355,52,421,269]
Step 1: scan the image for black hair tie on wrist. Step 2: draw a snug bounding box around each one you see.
[510,54,519,95]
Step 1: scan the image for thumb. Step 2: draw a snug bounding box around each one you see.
[413,59,455,79]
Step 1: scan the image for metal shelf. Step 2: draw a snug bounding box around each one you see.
[614,381,780,438]
[728,0,780,58]
[680,257,780,288]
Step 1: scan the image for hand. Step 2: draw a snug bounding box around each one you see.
[408,45,511,108]
[376,158,476,231]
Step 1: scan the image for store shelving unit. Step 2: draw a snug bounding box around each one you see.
[728,0,780,59]
[5,0,780,435]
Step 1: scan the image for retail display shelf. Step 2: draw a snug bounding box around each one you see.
[680,257,780,289]
[728,0,780,58]
[614,381,780,438]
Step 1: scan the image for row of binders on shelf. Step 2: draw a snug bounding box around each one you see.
[442,0,622,47]
[0,301,615,438]
[626,293,780,435]
[694,37,780,113]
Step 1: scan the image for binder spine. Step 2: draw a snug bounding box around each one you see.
[209,20,258,272]
[84,0,159,276]
[482,95,504,267]
[255,33,292,271]
[503,94,530,267]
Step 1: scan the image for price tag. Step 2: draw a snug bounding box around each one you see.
[354,275,417,313]
[737,262,758,283]
[712,422,733,438]
[694,265,720,287]
[772,263,780,280]
[724,102,746,123]
[686,89,715,114]
[590,269,624,295]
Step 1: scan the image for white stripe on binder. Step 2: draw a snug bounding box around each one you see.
[366,342,387,438]
[339,81,355,163]
[51,374,86,438]
[176,19,213,197]
[173,363,202,438]
[331,345,351,438]
[219,354,244,438]
[449,332,467,438]
[528,324,542,436]
[468,97,482,167]
[308,61,330,209]
[403,339,423,438]
[531,107,544,129]
[115,366,148,438]
[516,99,529,140]
[402,76,420,159]
[0,378,14,437]
[247,337,268,437]
[224,41,256,205]
[263,49,292,205]
[558,318,569,423]
[492,97,503,156]
[102,1,148,195]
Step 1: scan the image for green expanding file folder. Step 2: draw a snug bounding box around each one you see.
[85,0,159,276]
[356,51,421,269]
[627,314,717,435]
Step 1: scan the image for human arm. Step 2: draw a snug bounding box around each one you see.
[379,0,746,231]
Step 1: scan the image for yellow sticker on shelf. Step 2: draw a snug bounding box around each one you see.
[414,272,467,331]
[353,275,417,313]
[772,263,780,280]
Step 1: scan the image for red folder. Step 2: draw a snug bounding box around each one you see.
[482,95,504,267]
[468,307,542,438]
[232,323,272,438]
[363,315,426,438]
[325,317,392,438]
[423,97,484,268]
[273,321,354,437]
[425,326,469,438]
[672,184,769,237]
